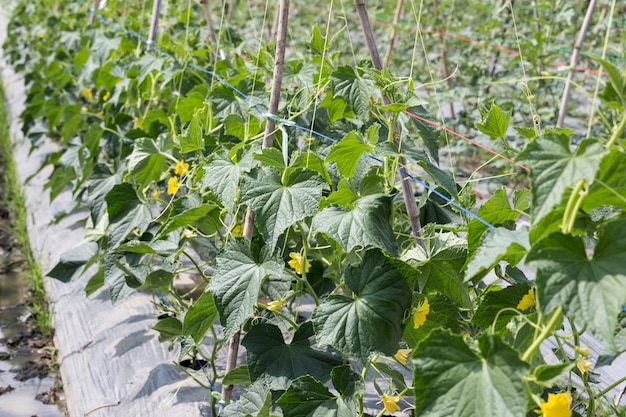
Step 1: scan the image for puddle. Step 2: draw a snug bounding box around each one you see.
[0,268,66,417]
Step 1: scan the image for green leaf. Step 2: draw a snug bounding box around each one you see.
[202,151,254,213]
[179,112,205,153]
[290,151,331,184]
[177,85,208,124]
[240,167,326,248]
[533,362,576,387]
[325,131,374,178]
[105,183,153,248]
[220,381,272,417]
[153,317,182,342]
[331,66,374,119]
[242,322,342,390]
[472,285,533,332]
[407,105,441,163]
[593,57,626,105]
[223,366,251,386]
[475,102,512,140]
[583,148,626,212]
[331,364,365,397]
[516,134,607,224]
[47,242,98,283]
[465,228,530,280]
[413,331,529,417]
[309,25,327,55]
[526,223,626,348]
[156,193,216,240]
[312,249,412,364]
[312,193,398,256]
[127,138,170,187]
[208,238,286,339]
[87,164,121,224]
[182,291,218,344]
[277,374,358,417]
[403,293,460,348]
[253,148,286,170]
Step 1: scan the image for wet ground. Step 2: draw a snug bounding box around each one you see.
[0,204,66,416]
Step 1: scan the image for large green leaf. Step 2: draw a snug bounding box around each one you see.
[311,250,412,364]
[526,223,626,348]
[105,183,153,248]
[220,381,272,417]
[207,238,286,339]
[582,148,626,212]
[47,242,98,283]
[331,65,374,119]
[240,167,326,248]
[472,285,533,332]
[127,138,170,187]
[202,150,255,213]
[242,322,342,390]
[403,293,460,348]
[465,228,530,281]
[311,193,398,256]
[182,291,218,344]
[475,102,512,140]
[325,131,374,178]
[87,164,121,224]
[413,330,529,417]
[516,133,606,224]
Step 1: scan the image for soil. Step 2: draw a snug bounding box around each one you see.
[0,163,67,416]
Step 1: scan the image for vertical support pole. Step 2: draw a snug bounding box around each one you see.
[200,0,218,44]
[354,0,425,249]
[557,0,597,127]
[383,0,404,68]
[221,0,290,405]
[148,0,163,45]
[90,0,101,25]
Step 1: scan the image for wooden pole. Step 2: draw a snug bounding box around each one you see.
[148,0,163,44]
[90,0,101,25]
[354,0,425,249]
[199,0,218,44]
[220,0,290,405]
[383,0,404,68]
[557,0,597,127]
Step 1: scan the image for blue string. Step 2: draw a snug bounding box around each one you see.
[156,290,170,308]
[92,8,494,229]
[194,355,226,409]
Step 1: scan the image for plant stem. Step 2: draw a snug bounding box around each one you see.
[594,375,626,399]
[522,306,563,362]
[556,0,597,127]
[354,0,425,249]
[606,114,626,149]
[221,0,291,404]
[561,179,586,234]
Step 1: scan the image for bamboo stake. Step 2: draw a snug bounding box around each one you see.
[220,0,290,405]
[383,0,404,68]
[199,0,218,44]
[148,0,163,44]
[433,0,455,120]
[556,0,597,127]
[90,0,101,25]
[354,0,425,249]
[226,0,236,24]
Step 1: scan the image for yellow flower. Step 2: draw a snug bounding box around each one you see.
[102,91,110,102]
[153,190,161,199]
[232,223,244,237]
[167,176,179,195]
[175,159,189,176]
[81,106,88,113]
[540,392,572,417]
[37,32,46,39]
[517,287,536,311]
[266,299,285,311]
[135,117,142,128]
[381,394,401,414]
[183,229,196,238]
[413,297,430,329]
[393,348,412,365]
[81,86,94,101]
[577,359,592,374]
[288,252,311,275]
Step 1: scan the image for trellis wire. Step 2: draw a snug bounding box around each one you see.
[92,6,496,229]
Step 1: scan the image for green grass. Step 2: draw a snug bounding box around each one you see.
[0,80,52,337]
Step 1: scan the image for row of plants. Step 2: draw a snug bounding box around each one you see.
[3,0,626,416]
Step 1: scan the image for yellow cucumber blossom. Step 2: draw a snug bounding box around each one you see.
[152,190,161,199]
[102,91,110,101]
[175,159,189,176]
[81,86,94,101]
[266,299,285,312]
[413,297,430,329]
[167,176,179,195]
[135,117,142,128]
[540,392,572,417]
[577,359,592,374]
[517,287,536,311]
[288,252,310,275]
[232,223,244,237]
[393,348,412,365]
[381,394,401,414]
